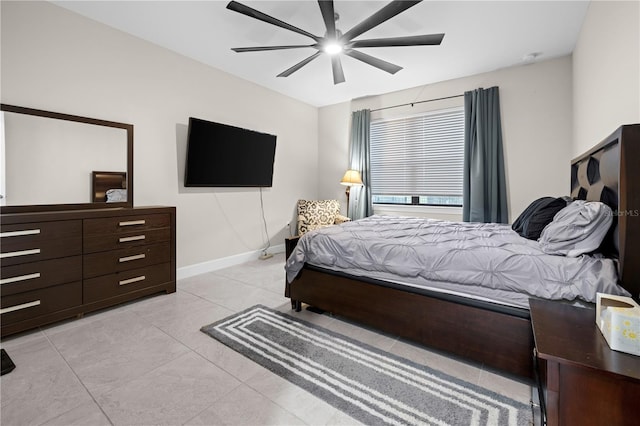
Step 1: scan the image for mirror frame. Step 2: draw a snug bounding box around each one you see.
[0,103,133,213]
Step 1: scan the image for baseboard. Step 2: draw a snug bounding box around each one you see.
[177,243,285,280]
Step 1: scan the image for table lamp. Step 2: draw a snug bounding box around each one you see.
[340,169,363,217]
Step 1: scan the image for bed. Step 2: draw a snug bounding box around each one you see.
[284,124,640,379]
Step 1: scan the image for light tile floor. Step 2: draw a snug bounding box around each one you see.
[0,253,537,425]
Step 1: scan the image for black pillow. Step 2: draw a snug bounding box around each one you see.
[512,197,568,240]
[512,197,553,234]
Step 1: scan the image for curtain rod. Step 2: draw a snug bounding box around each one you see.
[370,93,464,113]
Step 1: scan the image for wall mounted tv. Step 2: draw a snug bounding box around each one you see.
[184,117,277,187]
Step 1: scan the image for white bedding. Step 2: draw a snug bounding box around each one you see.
[285,215,630,309]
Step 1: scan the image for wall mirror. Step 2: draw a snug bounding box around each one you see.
[0,104,133,213]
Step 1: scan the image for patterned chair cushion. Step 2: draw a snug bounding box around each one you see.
[297,199,350,235]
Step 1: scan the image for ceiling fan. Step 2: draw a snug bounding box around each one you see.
[226,0,444,85]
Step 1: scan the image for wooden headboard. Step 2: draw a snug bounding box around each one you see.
[91,171,127,202]
[570,124,640,299]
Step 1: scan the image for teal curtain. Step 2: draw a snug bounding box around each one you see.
[349,109,373,220]
[463,87,508,223]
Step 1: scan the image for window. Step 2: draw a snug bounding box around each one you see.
[370,107,464,207]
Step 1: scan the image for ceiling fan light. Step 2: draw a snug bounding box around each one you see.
[323,42,343,55]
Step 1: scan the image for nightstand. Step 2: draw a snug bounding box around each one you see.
[529,298,640,426]
[285,236,300,259]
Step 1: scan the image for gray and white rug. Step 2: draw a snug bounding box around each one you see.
[201,305,532,426]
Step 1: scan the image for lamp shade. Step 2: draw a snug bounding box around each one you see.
[340,169,363,186]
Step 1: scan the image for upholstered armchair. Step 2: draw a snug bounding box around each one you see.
[296,199,351,235]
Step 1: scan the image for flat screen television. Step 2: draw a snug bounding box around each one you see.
[184,117,277,187]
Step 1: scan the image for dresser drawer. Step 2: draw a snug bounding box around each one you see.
[84,214,170,237]
[0,220,82,266]
[83,227,171,254]
[0,281,82,326]
[0,256,82,296]
[83,242,171,278]
[83,263,171,303]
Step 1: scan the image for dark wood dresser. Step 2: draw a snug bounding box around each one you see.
[1,206,176,337]
[530,298,640,426]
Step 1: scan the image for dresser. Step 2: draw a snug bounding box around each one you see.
[0,206,176,337]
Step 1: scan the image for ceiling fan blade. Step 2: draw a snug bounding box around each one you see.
[341,0,422,42]
[227,1,319,42]
[232,45,317,53]
[277,51,322,77]
[318,0,336,37]
[331,55,345,84]
[349,33,444,48]
[344,49,402,74]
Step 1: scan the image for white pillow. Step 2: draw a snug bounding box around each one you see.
[106,188,127,203]
[539,200,612,257]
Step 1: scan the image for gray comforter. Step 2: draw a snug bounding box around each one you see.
[285,215,629,308]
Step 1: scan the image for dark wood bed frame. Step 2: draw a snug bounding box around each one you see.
[285,124,640,380]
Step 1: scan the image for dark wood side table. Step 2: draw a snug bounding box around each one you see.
[284,236,301,310]
[285,236,300,259]
[529,298,640,426]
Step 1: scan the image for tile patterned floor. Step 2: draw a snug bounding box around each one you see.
[0,253,535,425]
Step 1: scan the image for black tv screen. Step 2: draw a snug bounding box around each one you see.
[184,117,277,187]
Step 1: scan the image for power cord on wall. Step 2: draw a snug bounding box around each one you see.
[211,192,254,251]
[258,187,273,260]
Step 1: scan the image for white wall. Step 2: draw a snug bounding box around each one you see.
[319,56,574,222]
[317,102,353,216]
[572,0,640,155]
[0,1,319,270]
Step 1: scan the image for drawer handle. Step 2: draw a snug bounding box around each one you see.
[0,248,41,259]
[119,220,146,227]
[119,253,146,263]
[0,229,41,238]
[0,272,41,286]
[119,235,146,243]
[0,300,41,315]
[119,275,146,286]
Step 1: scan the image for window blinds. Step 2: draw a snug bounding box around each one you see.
[370,107,464,198]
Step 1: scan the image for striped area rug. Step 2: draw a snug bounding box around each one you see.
[201,305,532,426]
